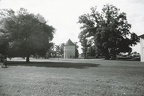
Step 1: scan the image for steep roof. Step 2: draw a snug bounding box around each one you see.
[139,34,144,39]
[65,39,75,46]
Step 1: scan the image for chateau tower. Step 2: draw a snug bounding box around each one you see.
[64,39,75,58]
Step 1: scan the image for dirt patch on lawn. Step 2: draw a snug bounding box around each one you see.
[6,61,100,69]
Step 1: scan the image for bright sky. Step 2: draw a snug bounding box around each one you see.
[0,0,144,53]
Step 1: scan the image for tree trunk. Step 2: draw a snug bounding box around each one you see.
[84,52,87,59]
[26,55,30,63]
[104,49,110,60]
[111,54,116,60]
[105,54,110,60]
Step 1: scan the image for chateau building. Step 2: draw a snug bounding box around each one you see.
[64,39,75,58]
[140,34,144,62]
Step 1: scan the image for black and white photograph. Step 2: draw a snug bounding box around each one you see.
[0,0,144,96]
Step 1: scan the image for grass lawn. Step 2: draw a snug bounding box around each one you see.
[0,58,144,96]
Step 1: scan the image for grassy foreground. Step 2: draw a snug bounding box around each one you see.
[0,58,144,96]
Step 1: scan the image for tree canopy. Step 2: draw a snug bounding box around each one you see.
[0,8,55,62]
[78,4,139,59]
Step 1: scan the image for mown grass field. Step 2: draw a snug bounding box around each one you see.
[0,58,144,96]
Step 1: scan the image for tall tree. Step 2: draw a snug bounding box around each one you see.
[0,8,55,62]
[78,30,88,58]
[78,4,139,59]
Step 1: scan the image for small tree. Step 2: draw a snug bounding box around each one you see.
[55,43,64,58]
[73,42,79,58]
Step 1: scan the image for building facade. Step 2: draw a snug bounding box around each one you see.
[140,34,144,62]
[64,39,75,58]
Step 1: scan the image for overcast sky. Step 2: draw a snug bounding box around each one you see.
[0,0,144,53]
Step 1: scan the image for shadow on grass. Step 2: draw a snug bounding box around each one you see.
[7,61,100,69]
